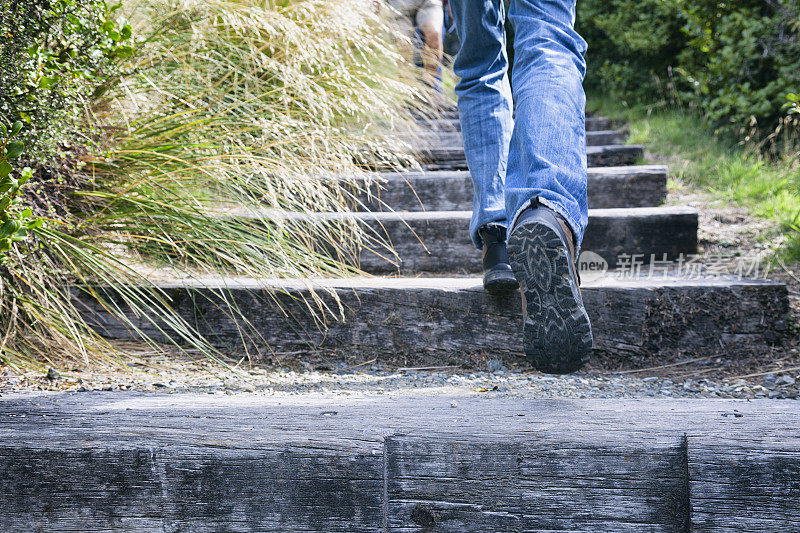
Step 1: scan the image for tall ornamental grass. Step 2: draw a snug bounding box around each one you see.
[0,0,425,370]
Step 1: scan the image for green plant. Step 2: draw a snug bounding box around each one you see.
[0,122,41,260]
[0,0,134,159]
[785,93,800,115]
[577,0,800,140]
[0,0,423,371]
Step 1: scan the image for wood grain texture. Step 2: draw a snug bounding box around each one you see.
[688,441,800,532]
[229,206,697,273]
[386,436,689,532]
[1,395,798,532]
[74,276,789,364]
[351,166,667,212]
[420,145,644,171]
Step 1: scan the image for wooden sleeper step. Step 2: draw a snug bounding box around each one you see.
[351,165,667,212]
[75,274,789,362]
[420,144,644,170]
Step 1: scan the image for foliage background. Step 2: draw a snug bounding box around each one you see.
[577,0,800,139]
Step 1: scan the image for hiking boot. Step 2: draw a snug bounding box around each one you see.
[507,203,593,374]
[478,224,518,294]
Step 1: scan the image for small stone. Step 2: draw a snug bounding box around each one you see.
[450,401,458,408]
[642,377,658,383]
[152,382,166,388]
[486,360,506,372]
[241,384,256,393]
[776,375,796,387]
[225,389,234,395]
[45,368,61,381]
[77,386,87,392]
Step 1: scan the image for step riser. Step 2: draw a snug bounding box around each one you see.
[410,130,624,147]
[354,166,667,211]
[421,145,644,170]
[5,396,797,531]
[418,116,619,132]
[308,208,696,273]
[76,279,788,363]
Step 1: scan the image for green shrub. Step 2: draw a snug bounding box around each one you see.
[577,0,800,138]
[0,0,133,159]
[0,122,42,260]
[577,0,688,103]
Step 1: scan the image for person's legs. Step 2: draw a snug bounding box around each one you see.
[415,1,444,77]
[448,0,513,249]
[505,0,587,248]
[504,0,592,374]
[387,0,423,68]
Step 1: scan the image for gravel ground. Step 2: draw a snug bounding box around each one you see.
[3,356,799,400]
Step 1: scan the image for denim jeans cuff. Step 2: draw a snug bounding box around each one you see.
[472,220,508,249]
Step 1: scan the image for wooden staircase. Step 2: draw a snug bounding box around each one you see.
[77,112,790,367]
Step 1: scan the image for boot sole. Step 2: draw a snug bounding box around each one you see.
[507,221,593,374]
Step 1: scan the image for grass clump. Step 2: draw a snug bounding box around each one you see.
[590,98,800,259]
[0,0,425,371]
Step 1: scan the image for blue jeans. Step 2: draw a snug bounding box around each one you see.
[449,0,588,250]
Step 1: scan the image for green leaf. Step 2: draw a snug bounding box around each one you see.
[121,24,132,40]
[11,228,27,242]
[11,121,22,136]
[0,219,16,238]
[0,162,12,179]
[0,196,11,211]
[6,142,24,160]
[38,76,56,89]
[0,123,7,137]
[26,218,43,230]
[0,239,11,253]
[116,46,134,59]
[0,178,15,193]
[19,208,32,218]
[102,20,115,34]
[18,168,33,185]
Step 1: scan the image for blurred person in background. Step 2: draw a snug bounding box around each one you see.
[386,0,444,84]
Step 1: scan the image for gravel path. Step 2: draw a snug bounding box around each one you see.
[3,358,799,400]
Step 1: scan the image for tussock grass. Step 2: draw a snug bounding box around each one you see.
[0,0,429,371]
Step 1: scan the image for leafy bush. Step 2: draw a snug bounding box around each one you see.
[576,0,688,103]
[577,0,800,138]
[0,0,133,159]
[786,93,800,116]
[0,122,42,260]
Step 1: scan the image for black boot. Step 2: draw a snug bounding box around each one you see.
[506,204,593,374]
[478,224,518,294]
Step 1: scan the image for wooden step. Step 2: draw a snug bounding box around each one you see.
[407,129,625,147]
[76,274,788,362]
[3,394,798,531]
[4,394,798,531]
[352,165,667,211]
[233,206,696,273]
[421,144,644,170]
[417,115,620,132]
